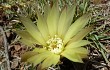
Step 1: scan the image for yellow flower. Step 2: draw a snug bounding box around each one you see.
[17,3,93,69]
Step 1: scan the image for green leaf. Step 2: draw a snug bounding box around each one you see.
[47,2,59,37]
[27,51,52,67]
[61,49,83,63]
[68,25,94,44]
[64,13,91,44]
[66,40,90,49]
[19,16,46,46]
[21,51,38,62]
[41,54,60,69]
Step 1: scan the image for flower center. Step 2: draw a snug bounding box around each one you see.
[46,35,64,54]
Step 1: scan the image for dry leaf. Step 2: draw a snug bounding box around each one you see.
[11,59,19,69]
[14,45,21,51]
[92,0,102,4]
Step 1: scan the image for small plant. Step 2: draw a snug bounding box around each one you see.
[17,2,93,69]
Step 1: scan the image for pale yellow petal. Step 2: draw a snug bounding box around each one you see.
[27,51,51,67]
[41,54,60,69]
[47,3,59,37]
[68,25,94,44]
[16,30,40,46]
[19,16,46,46]
[36,9,49,41]
[73,47,88,55]
[65,40,90,49]
[65,47,89,59]
[19,39,35,47]
[21,51,38,62]
[33,48,48,53]
[61,5,76,38]
[70,47,88,58]
[44,4,50,21]
[58,8,67,37]
[61,49,83,63]
[64,14,91,44]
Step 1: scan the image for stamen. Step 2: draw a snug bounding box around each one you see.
[46,35,64,54]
